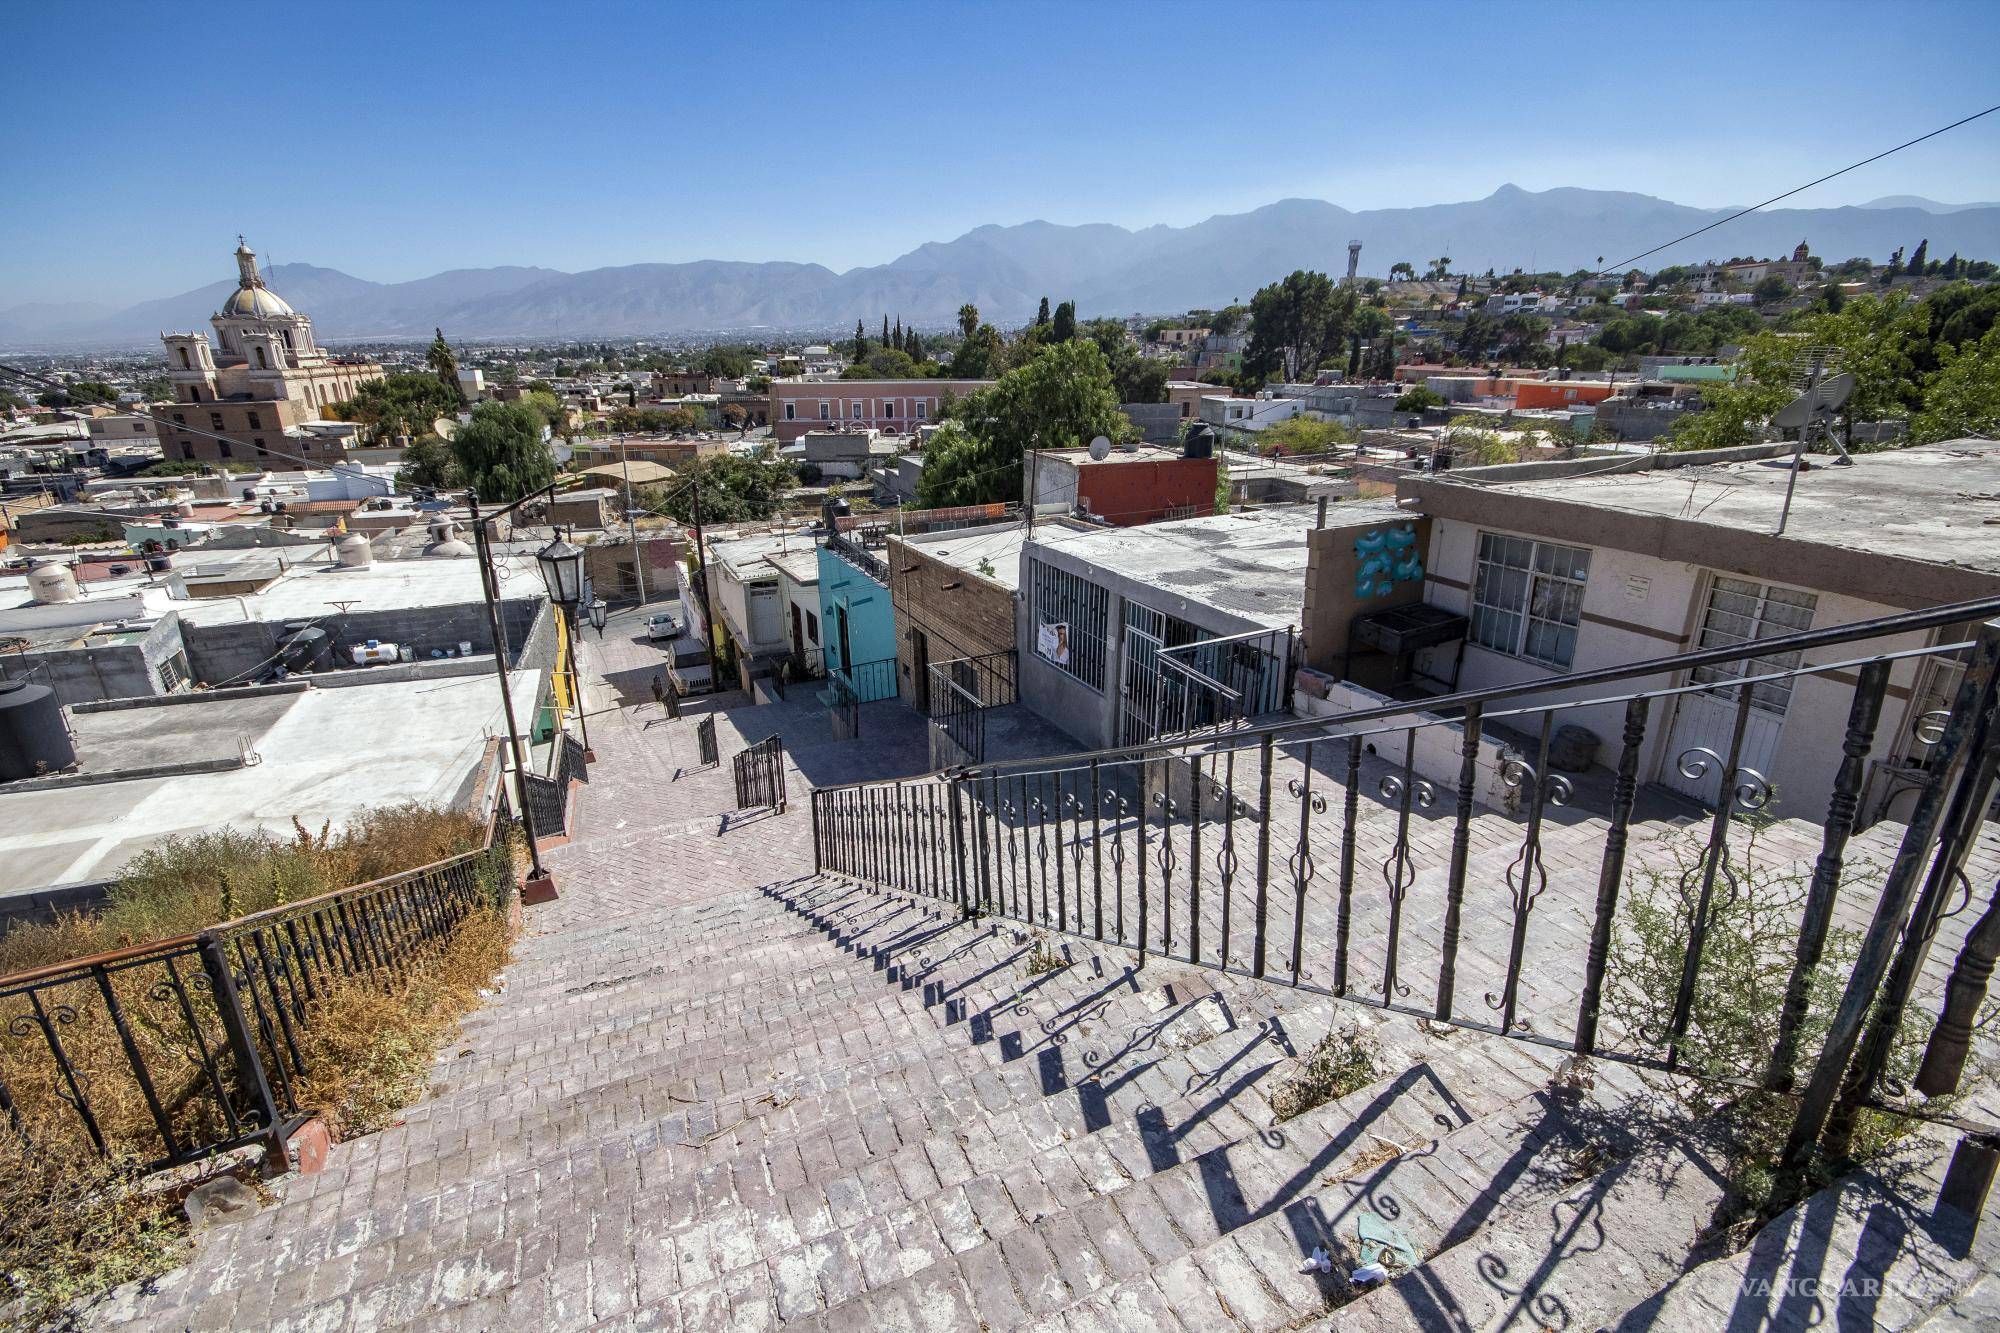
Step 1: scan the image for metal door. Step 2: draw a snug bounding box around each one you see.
[1662,576,1817,806]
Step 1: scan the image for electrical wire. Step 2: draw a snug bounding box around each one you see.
[1592,102,2000,276]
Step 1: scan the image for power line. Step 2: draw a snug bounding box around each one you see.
[1594,102,2000,276]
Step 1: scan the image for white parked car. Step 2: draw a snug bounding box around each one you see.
[645,612,681,642]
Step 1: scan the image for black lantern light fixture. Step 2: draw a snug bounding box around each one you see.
[534,534,588,609]
[534,530,595,762]
[588,597,608,637]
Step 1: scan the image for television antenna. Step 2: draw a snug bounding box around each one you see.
[1772,349,1855,535]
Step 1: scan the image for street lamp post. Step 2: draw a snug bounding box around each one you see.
[535,531,594,763]
[467,486,554,901]
[588,597,608,638]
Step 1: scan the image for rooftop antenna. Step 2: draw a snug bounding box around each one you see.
[1088,434,1112,461]
[1771,345,1855,535]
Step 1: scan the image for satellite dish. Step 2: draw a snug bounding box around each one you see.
[1088,435,1112,461]
[432,416,458,441]
[1770,372,1853,430]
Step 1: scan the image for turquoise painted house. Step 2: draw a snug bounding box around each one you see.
[817,537,899,701]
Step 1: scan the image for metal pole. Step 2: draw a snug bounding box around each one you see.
[620,435,647,605]
[565,603,592,759]
[469,490,547,883]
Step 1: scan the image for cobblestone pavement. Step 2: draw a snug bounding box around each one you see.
[93,614,2000,1331]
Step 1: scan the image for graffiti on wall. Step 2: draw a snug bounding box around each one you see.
[1355,524,1423,598]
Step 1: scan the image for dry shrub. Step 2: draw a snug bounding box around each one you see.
[1273,1019,1384,1122]
[290,907,511,1139]
[0,805,485,974]
[0,1140,186,1323]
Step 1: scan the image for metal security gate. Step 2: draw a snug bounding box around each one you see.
[733,734,786,812]
[695,715,719,768]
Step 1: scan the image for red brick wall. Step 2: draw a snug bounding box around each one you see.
[1075,456,1218,526]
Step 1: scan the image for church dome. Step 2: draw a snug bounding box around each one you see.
[221,285,294,319]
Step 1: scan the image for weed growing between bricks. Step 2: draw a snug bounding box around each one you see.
[0,806,515,1321]
[1272,1019,1384,1122]
[1606,819,1996,1253]
[1023,934,1067,977]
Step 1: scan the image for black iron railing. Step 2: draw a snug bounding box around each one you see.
[695,715,720,768]
[825,531,890,584]
[927,650,1018,764]
[811,595,2000,1178]
[733,734,786,812]
[0,824,515,1174]
[825,655,898,705]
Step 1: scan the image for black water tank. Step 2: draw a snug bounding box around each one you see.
[0,682,76,782]
[1184,423,1215,459]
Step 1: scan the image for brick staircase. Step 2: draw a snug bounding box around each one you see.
[89,695,1999,1331]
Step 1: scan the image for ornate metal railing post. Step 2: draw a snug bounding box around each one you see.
[1574,696,1649,1055]
[948,777,970,917]
[1781,618,2000,1181]
[198,930,288,1170]
[1767,661,1888,1089]
[1825,646,2000,1158]
[1918,873,2000,1097]
[1435,702,1484,1019]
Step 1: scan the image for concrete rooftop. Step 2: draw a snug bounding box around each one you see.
[897,521,1039,592]
[1455,438,2000,578]
[0,670,536,894]
[171,552,543,624]
[1030,503,1338,628]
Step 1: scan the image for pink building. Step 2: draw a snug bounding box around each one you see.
[769,379,993,442]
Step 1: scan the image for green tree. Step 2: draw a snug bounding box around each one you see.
[948,324,1005,379]
[958,304,980,339]
[427,328,464,404]
[1753,274,1791,305]
[331,372,463,440]
[1388,262,1416,282]
[882,315,891,347]
[918,338,1133,507]
[451,401,556,502]
[1912,324,2000,443]
[699,345,753,379]
[1052,300,1077,343]
[396,436,462,490]
[852,319,869,362]
[1244,270,1358,382]
[1035,297,1051,328]
[1906,238,1929,275]
[1393,386,1445,413]
[1209,305,1247,337]
[650,452,798,525]
[1254,414,1351,456]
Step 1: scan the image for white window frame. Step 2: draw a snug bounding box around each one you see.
[1469,532,1591,669]
[784,402,796,421]
[1688,575,1818,716]
[850,400,863,420]
[818,401,829,420]
[916,399,928,420]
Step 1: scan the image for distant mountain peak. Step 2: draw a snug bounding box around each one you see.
[4,185,1995,348]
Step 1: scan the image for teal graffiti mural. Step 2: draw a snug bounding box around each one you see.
[1354,524,1423,598]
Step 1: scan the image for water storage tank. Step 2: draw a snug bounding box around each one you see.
[27,562,80,604]
[351,640,401,666]
[335,533,373,568]
[0,682,76,782]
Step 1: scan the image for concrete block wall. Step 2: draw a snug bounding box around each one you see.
[184,598,548,688]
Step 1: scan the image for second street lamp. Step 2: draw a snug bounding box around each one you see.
[535,532,594,763]
[588,596,608,637]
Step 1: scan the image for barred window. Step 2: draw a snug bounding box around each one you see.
[1029,558,1108,691]
[1690,576,1817,715]
[1470,532,1591,669]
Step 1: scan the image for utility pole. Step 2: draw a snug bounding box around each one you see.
[688,478,717,690]
[619,434,647,605]
[467,488,550,894]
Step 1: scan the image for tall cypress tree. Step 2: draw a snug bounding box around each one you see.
[1907,238,1929,275]
[908,331,924,362]
[853,319,868,362]
[1035,297,1051,327]
[893,316,903,352]
[882,315,891,347]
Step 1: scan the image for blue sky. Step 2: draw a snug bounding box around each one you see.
[4,0,1998,307]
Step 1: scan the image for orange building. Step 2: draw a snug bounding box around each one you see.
[1513,381,1617,410]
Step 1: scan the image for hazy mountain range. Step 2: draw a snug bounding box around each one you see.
[8,186,1998,350]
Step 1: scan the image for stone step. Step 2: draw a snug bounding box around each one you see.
[221,879,1323,1318]
[1612,1125,1995,1333]
[802,1036,1588,1331]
